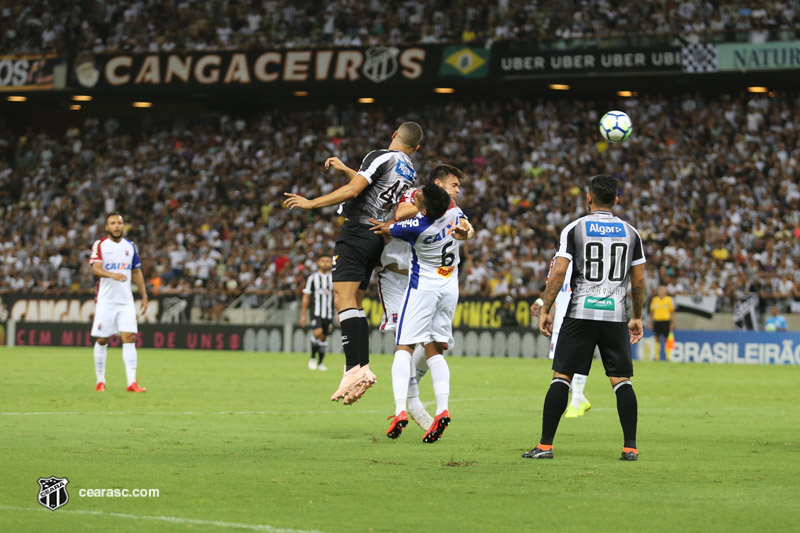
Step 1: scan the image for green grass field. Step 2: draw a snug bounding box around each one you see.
[1,346,799,533]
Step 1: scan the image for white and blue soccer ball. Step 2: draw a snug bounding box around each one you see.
[599,110,633,143]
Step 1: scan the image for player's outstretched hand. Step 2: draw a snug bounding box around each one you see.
[453,219,474,240]
[539,310,553,337]
[283,193,313,210]
[629,318,643,344]
[324,157,348,172]
[111,273,127,282]
[368,218,391,236]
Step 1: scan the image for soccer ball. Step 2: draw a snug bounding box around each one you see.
[599,111,633,143]
[764,323,777,332]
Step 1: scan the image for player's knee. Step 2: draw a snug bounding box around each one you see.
[610,377,632,389]
[96,338,109,346]
[553,371,573,382]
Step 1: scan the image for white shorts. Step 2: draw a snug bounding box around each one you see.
[377,269,408,332]
[396,283,458,348]
[549,331,560,360]
[91,301,138,337]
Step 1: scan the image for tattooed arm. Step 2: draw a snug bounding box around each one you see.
[539,257,570,337]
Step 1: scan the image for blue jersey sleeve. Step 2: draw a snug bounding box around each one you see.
[389,217,431,244]
[132,243,142,270]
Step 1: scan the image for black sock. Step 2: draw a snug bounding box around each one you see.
[614,380,638,449]
[338,309,361,370]
[540,378,571,446]
[310,341,318,360]
[357,314,370,367]
[317,341,327,364]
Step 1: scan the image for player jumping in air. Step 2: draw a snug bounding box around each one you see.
[284,122,423,405]
[371,164,468,429]
[372,183,474,443]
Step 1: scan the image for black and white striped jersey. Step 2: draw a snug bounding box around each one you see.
[556,210,646,322]
[303,271,334,319]
[338,149,416,225]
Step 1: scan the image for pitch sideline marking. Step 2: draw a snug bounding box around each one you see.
[0,505,327,533]
[0,397,548,417]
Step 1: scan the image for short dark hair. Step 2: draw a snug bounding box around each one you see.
[420,183,451,220]
[429,164,464,186]
[588,175,618,207]
[397,122,423,148]
[106,212,122,221]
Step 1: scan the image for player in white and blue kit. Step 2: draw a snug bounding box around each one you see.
[89,213,149,392]
[374,183,473,443]
[374,164,465,431]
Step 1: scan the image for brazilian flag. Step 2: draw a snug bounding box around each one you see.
[439,46,490,78]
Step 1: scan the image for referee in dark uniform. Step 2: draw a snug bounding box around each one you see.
[524,175,647,461]
[284,122,423,404]
[300,255,335,371]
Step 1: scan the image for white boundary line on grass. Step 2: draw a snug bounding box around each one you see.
[0,505,328,533]
[0,396,552,417]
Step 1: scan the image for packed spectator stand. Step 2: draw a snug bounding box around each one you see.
[2,90,800,317]
[2,0,799,55]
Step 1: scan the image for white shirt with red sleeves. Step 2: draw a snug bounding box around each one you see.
[89,237,142,304]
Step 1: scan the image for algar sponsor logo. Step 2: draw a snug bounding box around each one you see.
[585,221,625,237]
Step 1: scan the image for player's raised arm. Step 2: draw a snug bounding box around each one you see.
[453,218,474,240]
[324,157,357,180]
[283,175,369,211]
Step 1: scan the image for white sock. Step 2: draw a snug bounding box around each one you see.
[406,354,425,411]
[392,350,412,416]
[122,343,138,386]
[411,344,428,384]
[94,342,107,384]
[426,354,450,415]
[571,373,588,406]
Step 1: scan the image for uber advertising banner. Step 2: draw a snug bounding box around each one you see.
[636,330,800,365]
[71,46,440,89]
[0,54,62,91]
[492,42,682,77]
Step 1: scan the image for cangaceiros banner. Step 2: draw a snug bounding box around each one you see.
[70,46,440,89]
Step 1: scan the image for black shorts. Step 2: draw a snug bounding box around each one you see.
[552,317,634,378]
[653,321,671,337]
[333,220,384,290]
[310,316,334,335]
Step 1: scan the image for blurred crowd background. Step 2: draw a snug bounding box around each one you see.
[2,90,800,317]
[3,0,799,55]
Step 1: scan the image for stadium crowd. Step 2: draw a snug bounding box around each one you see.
[2,90,800,317]
[2,0,799,55]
